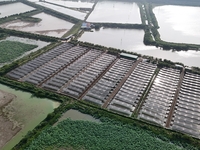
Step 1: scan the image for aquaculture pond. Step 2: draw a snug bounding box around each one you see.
[79,28,200,67]
[153,5,200,44]
[0,2,35,18]
[0,12,74,37]
[0,83,60,150]
[35,1,87,20]
[40,0,94,8]
[87,0,141,24]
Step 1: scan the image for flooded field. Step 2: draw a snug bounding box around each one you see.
[0,12,74,37]
[35,1,87,20]
[87,1,141,24]
[40,0,94,8]
[0,2,35,18]
[79,28,200,67]
[56,109,100,125]
[0,83,60,150]
[0,36,49,67]
[153,5,200,44]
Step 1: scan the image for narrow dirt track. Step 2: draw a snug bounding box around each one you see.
[166,68,185,127]
[102,58,142,108]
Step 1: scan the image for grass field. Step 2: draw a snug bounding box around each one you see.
[0,41,37,63]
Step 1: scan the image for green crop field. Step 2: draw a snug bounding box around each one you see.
[0,41,37,63]
[24,118,197,150]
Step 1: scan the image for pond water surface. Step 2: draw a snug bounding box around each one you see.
[43,0,94,8]
[56,109,100,125]
[87,0,141,24]
[35,1,87,20]
[153,5,200,44]
[0,2,35,18]
[0,12,74,37]
[0,83,60,150]
[79,28,200,67]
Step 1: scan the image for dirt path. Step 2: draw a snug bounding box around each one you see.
[166,68,185,127]
[102,58,142,108]
[0,90,21,149]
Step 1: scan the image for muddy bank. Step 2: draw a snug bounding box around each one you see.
[0,90,20,149]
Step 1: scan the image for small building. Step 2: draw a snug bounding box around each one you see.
[120,53,138,60]
[175,64,184,69]
[81,22,91,30]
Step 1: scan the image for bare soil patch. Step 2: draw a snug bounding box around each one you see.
[0,90,21,149]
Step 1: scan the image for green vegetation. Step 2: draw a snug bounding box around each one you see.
[94,23,147,29]
[24,119,187,150]
[62,21,82,38]
[0,33,8,40]
[0,42,60,75]
[0,1,16,6]
[0,76,68,103]
[13,102,200,150]
[0,41,37,63]
[0,9,42,25]
[0,28,58,42]
[19,16,42,23]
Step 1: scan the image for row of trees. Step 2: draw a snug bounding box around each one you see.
[0,28,58,42]
[94,23,147,30]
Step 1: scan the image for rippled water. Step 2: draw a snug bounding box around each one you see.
[87,0,141,24]
[153,5,200,44]
[79,28,200,67]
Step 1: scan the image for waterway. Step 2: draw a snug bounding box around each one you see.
[87,0,141,24]
[0,83,60,150]
[79,28,200,67]
[153,5,200,44]
[0,2,35,18]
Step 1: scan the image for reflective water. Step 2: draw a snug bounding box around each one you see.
[0,12,74,37]
[0,83,60,150]
[39,0,94,8]
[0,2,35,18]
[35,1,87,20]
[79,28,200,67]
[153,5,200,44]
[87,0,141,24]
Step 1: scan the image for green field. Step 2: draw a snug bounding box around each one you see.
[0,41,37,63]
[24,117,196,150]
